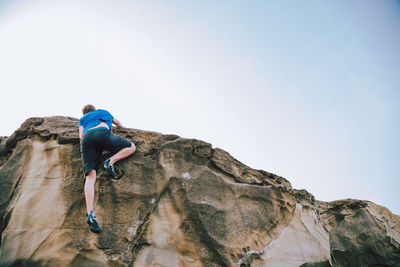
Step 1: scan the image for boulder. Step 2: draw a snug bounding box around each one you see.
[0,116,399,266]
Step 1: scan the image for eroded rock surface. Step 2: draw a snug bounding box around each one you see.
[0,117,399,266]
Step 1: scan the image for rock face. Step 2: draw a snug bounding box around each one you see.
[0,116,399,267]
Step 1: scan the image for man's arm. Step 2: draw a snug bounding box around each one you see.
[112,118,123,128]
[79,126,84,140]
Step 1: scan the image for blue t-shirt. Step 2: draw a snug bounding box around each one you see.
[79,109,114,133]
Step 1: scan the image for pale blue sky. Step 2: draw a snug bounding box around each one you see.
[0,0,399,214]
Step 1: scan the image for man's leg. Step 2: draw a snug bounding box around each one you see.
[103,135,136,177]
[84,169,97,215]
[109,143,136,165]
[84,169,101,233]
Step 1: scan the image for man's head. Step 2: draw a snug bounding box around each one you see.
[82,104,96,115]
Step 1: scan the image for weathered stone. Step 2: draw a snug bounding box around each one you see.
[0,116,398,266]
[319,200,400,266]
[211,148,291,188]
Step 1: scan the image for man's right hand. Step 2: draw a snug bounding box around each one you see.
[112,118,123,128]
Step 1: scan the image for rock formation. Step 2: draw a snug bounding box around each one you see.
[0,116,399,267]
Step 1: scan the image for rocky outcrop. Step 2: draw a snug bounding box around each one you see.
[0,116,399,267]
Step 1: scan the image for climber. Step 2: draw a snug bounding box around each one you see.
[78,104,136,233]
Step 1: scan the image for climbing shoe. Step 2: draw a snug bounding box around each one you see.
[86,210,101,233]
[103,158,117,177]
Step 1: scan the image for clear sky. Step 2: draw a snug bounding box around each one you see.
[1,0,399,214]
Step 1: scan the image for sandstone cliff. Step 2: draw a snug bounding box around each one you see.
[0,117,399,267]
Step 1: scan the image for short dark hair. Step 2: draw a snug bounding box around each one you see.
[82,104,96,115]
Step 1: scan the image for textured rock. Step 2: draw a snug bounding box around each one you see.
[0,116,399,266]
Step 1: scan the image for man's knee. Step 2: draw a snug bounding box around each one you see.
[85,170,97,181]
[130,142,136,153]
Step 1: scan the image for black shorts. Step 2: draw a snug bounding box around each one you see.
[80,128,132,176]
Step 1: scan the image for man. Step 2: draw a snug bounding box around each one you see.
[79,104,136,233]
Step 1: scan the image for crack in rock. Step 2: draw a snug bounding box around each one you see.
[129,178,174,266]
